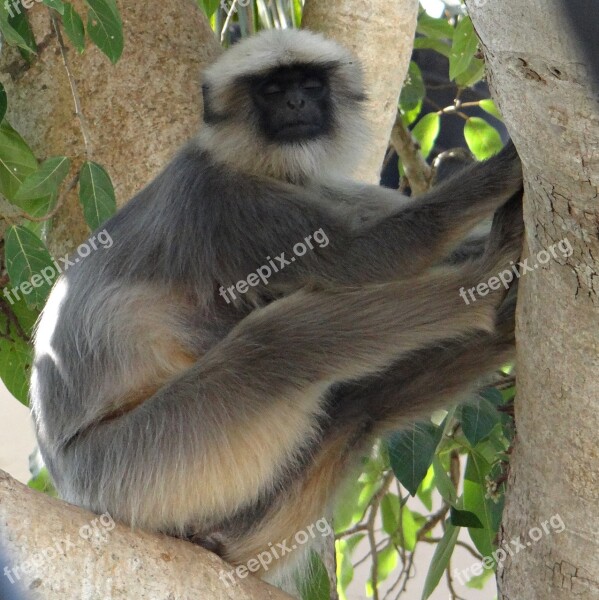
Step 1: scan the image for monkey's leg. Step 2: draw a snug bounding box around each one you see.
[56,250,512,531]
[206,292,519,577]
[328,287,517,433]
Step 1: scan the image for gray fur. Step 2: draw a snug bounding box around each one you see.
[30,29,523,582]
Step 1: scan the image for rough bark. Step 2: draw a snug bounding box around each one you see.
[0,0,220,255]
[0,470,292,600]
[302,0,419,182]
[466,1,599,598]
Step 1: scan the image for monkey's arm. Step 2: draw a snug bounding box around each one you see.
[328,189,522,432]
[213,142,521,292]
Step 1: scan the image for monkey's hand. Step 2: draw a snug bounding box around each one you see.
[475,189,524,307]
[478,139,523,200]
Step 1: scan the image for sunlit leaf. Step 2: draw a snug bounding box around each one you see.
[412,112,441,160]
[28,467,57,495]
[417,465,435,511]
[197,0,221,18]
[464,117,503,160]
[449,16,479,81]
[479,99,503,120]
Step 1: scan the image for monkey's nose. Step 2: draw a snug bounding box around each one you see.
[286,94,306,110]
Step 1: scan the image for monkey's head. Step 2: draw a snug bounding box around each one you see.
[199,29,369,183]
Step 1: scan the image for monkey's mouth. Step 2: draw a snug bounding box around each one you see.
[275,121,323,142]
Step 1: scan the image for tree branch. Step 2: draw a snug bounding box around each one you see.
[0,470,292,600]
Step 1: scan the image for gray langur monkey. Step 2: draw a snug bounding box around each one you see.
[31,28,524,584]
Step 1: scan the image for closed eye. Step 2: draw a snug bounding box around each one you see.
[262,82,285,95]
[302,78,324,90]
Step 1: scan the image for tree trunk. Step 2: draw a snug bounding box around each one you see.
[303,0,419,182]
[466,1,599,597]
[0,0,220,255]
[0,470,292,600]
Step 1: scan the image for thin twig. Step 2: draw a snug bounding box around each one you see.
[220,0,239,43]
[51,14,93,159]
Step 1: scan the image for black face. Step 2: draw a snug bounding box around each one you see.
[249,65,332,143]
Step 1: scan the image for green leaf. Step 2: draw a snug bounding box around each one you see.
[0,122,38,201]
[480,387,505,406]
[460,397,501,446]
[417,465,435,511]
[15,156,70,201]
[464,451,504,560]
[298,551,330,600]
[464,117,503,160]
[5,226,57,309]
[449,16,479,81]
[0,82,7,123]
[421,523,459,600]
[0,3,34,52]
[450,507,483,528]
[413,37,451,58]
[334,476,377,532]
[336,536,362,600]
[432,456,458,506]
[455,57,486,88]
[381,493,400,535]
[79,161,117,229]
[401,100,422,128]
[28,467,57,495]
[387,421,442,496]
[197,0,221,18]
[479,99,503,120]
[0,294,37,404]
[62,2,85,52]
[85,0,123,64]
[417,11,454,40]
[7,9,37,56]
[399,506,418,551]
[412,112,441,161]
[374,545,399,586]
[42,0,66,13]
[400,61,425,112]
